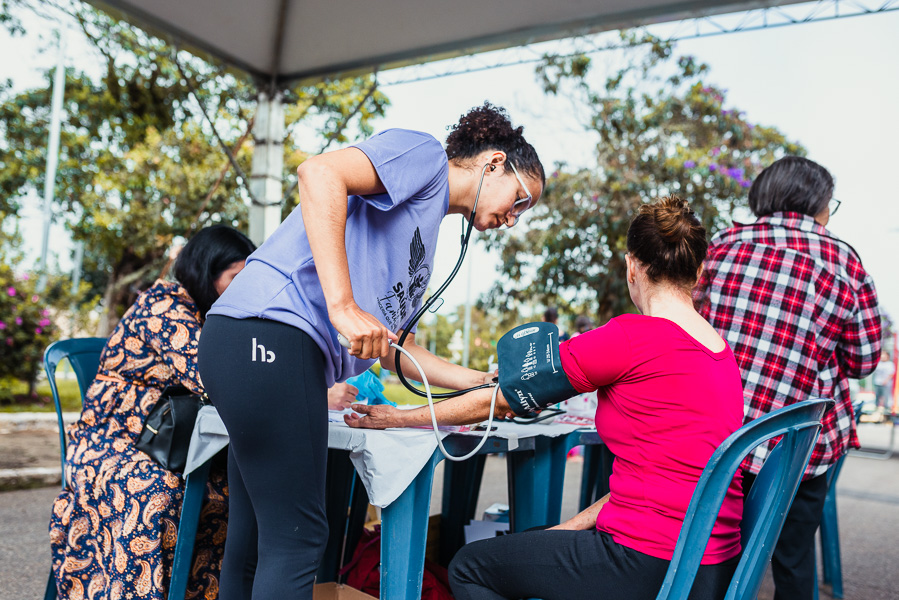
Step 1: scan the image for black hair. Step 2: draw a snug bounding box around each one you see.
[626,195,708,288]
[574,314,594,334]
[445,102,545,186]
[543,307,558,323]
[173,225,256,320]
[749,156,834,218]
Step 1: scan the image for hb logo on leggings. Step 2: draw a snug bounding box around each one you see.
[252,338,276,363]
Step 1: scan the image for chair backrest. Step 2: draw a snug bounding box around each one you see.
[43,337,107,483]
[656,398,832,600]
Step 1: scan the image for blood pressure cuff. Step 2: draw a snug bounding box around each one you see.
[497,322,579,416]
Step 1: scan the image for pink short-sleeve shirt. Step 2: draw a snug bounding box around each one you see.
[560,314,745,564]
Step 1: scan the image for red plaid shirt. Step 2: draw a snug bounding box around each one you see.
[695,212,882,478]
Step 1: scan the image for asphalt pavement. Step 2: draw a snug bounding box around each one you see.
[1,414,897,599]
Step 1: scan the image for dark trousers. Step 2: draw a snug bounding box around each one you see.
[448,527,738,600]
[742,470,829,600]
[199,316,329,600]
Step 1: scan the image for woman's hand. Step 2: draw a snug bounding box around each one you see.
[549,493,610,530]
[328,383,358,411]
[330,303,397,360]
[344,404,405,429]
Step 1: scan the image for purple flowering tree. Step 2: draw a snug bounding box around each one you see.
[0,263,57,400]
[483,32,804,324]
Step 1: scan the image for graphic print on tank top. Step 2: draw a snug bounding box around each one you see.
[377,227,431,330]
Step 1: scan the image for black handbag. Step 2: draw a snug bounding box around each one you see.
[136,384,209,473]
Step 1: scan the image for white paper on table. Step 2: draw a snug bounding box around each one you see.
[464,520,510,544]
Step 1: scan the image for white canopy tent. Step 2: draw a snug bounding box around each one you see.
[87,0,806,241]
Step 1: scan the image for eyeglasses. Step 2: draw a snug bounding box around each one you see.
[507,162,534,227]
[829,198,841,216]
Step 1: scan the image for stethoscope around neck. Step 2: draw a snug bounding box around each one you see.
[393,162,497,400]
[337,163,501,461]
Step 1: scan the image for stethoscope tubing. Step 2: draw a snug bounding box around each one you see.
[391,341,499,461]
[393,163,496,399]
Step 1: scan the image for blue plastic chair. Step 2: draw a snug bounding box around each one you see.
[44,337,107,481]
[812,399,867,600]
[815,453,847,599]
[42,338,211,600]
[655,398,831,600]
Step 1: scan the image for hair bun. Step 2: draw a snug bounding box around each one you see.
[640,196,694,244]
[626,195,708,287]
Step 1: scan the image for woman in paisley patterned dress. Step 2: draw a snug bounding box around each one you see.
[48,225,256,600]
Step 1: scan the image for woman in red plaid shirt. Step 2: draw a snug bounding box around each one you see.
[695,156,882,600]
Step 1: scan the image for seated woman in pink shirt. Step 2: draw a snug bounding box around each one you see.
[347,196,745,600]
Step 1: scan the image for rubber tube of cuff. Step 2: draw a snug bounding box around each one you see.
[338,333,497,461]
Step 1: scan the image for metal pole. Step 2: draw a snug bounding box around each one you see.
[248,91,285,245]
[70,240,83,336]
[37,33,67,292]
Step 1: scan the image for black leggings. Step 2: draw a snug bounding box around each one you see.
[198,316,329,600]
[448,528,738,600]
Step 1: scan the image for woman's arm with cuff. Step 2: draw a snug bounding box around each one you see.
[344,386,513,429]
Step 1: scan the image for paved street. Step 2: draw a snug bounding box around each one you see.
[1,417,897,599]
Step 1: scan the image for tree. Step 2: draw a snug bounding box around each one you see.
[0,1,390,333]
[482,33,804,324]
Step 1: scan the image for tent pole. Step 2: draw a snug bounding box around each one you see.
[248,91,285,244]
[37,32,67,292]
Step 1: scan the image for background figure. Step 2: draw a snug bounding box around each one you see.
[872,351,895,412]
[543,306,569,341]
[49,225,255,600]
[695,156,882,600]
[573,314,595,337]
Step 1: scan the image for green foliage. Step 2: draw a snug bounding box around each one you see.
[0,265,57,399]
[381,382,453,406]
[485,33,804,324]
[0,1,390,331]
[0,376,82,412]
[0,0,25,35]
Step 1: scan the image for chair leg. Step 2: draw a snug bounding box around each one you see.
[819,482,843,598]
[44,569,58,600]
[813,557,821,600]
[169,460,212,600]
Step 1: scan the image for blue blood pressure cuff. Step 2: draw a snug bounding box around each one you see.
[497,322,579,416]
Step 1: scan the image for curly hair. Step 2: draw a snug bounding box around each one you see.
[445,102,545,185]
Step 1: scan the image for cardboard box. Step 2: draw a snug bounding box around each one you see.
[313,582,377,599]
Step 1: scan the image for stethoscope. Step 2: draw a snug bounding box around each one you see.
[393,164,563,425]
[393,163,497,399]
[338,163,500,461]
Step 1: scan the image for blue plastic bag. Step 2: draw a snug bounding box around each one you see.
[346,369,396,406]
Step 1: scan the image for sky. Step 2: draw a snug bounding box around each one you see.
[2,4,898,329]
